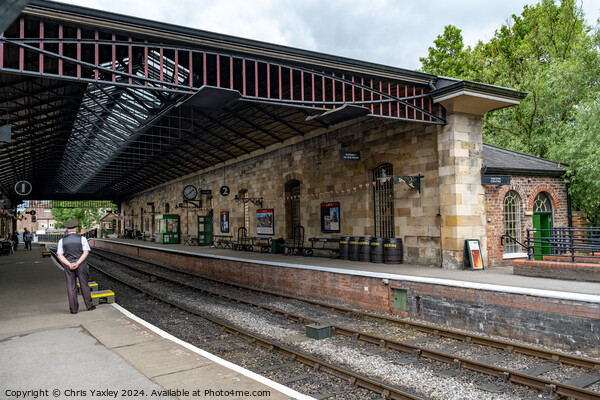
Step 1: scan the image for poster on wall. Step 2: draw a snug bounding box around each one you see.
[463,239,484,270]
[321,202,340,233]
[256,209,274,235]
[220,211,229,233]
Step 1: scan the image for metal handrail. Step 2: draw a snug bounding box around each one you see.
[500,234,528,250]
[525,227,600,263]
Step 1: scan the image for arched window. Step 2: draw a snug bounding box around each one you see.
[285,180,301,238]
[373,163,395,238]
[238,189,249,231]
[533,192,552,214]
[503,191,520,253]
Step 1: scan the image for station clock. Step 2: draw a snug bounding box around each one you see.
[182,184,198,200]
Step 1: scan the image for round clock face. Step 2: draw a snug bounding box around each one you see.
[182,185,198,200]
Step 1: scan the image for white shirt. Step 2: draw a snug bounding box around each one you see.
[57,233,90,254]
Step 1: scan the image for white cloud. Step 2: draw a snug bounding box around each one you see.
[53,0,600,70]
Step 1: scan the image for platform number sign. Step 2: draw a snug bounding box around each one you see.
[220,185,230,196]
[463,239,484,270]
[14,180,32,196]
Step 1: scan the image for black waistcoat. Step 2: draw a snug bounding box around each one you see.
[62,233,84,263]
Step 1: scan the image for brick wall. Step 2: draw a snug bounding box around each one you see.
[513,259,600,282]
[484,175,569,267]
[92,240,600,357]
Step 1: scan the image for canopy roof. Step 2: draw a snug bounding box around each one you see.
[0,0,525,206]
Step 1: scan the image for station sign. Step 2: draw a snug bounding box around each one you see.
[481,175,511,185]
[14,180,32,196]
[340,150,360,161]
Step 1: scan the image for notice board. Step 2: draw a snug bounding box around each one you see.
[463,239,484,270]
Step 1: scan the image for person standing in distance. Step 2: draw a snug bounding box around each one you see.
[56,220,95,314]
[23,229,33,250]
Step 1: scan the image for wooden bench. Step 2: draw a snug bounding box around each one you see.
[213,235,233,249]
[284,225,306,255]
[248,236,272,253]
[308,237,340,258]
[233,227,251,251]
[183,235,199,246]
[284,239,307,255]
[91,289,115,306]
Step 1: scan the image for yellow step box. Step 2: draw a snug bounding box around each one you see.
[91,290,115,306]
[77,281,98,293]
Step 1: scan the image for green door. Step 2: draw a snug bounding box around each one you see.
[533,213,551,260]
[197,215,213,246]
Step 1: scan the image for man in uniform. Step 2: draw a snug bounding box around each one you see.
[56,220,95,314]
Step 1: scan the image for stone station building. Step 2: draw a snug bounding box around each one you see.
[121,84,529,270]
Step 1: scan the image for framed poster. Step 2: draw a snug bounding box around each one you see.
[220,211,229,233]
[321,202,340,233]
[463,239,484,270]
[256,209,274,235]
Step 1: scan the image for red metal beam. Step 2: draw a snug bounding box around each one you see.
[1,20,444,124]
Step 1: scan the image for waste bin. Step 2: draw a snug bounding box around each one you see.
[272,238,285,254]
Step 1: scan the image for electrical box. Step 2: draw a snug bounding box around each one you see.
[305,324,332,340]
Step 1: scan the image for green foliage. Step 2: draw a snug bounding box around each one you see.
[51,203,106,230]
[420,0,600,222]
[419,25,476,79]
[551,96,600,225]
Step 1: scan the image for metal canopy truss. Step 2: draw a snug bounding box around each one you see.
[0,1,444,203]
[26,199,116,209]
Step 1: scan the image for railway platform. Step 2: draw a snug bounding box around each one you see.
[102,238,600,299]
[0,243,311,400]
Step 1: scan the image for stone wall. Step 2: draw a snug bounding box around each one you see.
[121,117,446,266]
[437,113,486,269]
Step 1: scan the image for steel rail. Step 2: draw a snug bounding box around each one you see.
[94,249,600,370]
[91,250,600,400]
[83,258,425,400]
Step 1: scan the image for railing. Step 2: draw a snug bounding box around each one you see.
[525,227,600,263]
[36,234,65,244]
[500,234,528,252]
[35,229,98,245]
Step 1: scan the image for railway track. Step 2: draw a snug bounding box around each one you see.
[85,251,425,399]
[87,249,600,400]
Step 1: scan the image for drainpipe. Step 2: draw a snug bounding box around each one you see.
[566,182,573,228]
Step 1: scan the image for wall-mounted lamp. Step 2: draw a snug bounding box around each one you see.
[233,194,263,207]
[379,169,423,193]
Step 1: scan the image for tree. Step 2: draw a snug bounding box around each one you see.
[420,0,600,223]
[419,25,476,79]
[51,203,106,231]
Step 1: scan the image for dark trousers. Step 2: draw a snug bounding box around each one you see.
[64,262,93,313]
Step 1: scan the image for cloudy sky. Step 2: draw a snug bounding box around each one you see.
[55,0,599,71]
